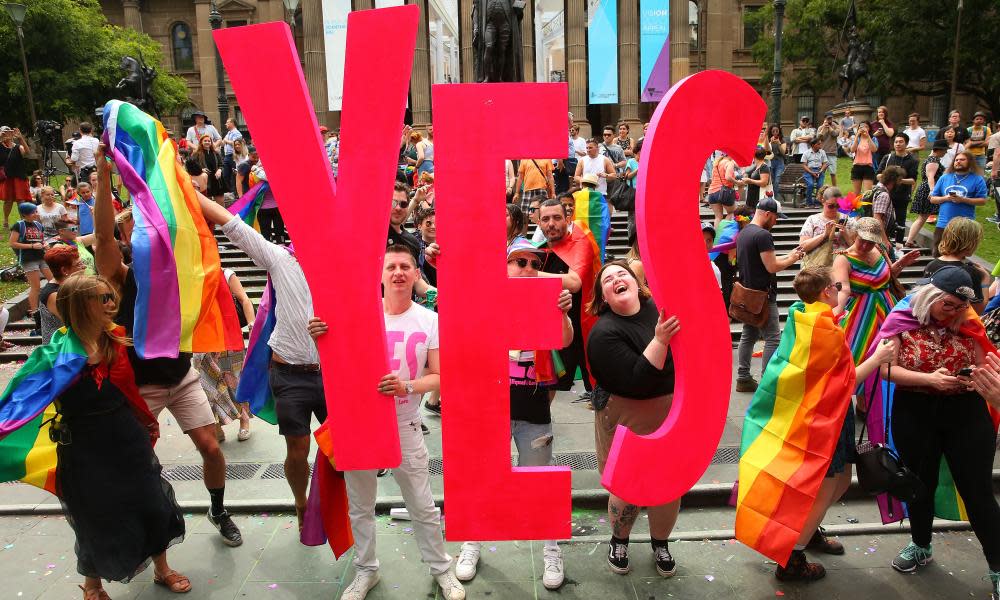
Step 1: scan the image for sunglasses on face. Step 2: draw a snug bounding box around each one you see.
[527,206,539,214]
[827,281,843,291]
[393,199,409,209]
[95,293,114,304]
[508,257,542,270]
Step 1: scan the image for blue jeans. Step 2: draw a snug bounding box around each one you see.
[769,159,785,195]
[803,171,825,204]
[510,420,554,467]
[974,155,987,171]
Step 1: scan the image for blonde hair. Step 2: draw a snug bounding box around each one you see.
[937,217,982,257]
[55,274,130,364]
[908,284,968,332]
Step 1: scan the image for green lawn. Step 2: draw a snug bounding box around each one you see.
[0,243,27,303]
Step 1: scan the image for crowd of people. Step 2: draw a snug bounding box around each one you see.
[0,104,999,600]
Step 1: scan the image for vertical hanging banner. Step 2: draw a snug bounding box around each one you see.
[587,0,619,104]
[640,0,670,102]
[322,0,351,111]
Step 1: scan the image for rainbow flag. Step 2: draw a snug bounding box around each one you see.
[229,181,269,231]
[736,301,856,566]
[709,219,741,261]
[863,296,1000,523]
[77,199,95,236]
[572,188,610,260]
[300,421,354,558]
[237,279,278,425]
[102,100,244,359]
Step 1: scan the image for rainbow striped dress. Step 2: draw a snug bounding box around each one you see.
[840,253,898,366]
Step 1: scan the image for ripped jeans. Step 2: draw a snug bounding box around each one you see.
[511,420,554,467]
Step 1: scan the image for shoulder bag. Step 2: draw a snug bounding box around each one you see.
[728,281,770,328]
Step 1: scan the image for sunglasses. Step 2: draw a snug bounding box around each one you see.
[508,257,542,270]
[393,199,409,209]
[95,293,114,304]
[827,281,843,291]
[526,206,539,213]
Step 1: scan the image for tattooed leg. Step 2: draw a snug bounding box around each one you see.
[608,494,641,539]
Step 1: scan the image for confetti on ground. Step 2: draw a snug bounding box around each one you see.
[489,546,497,552]
[705,575,715,582]
[268,583,278,589]
[868,547,877,553]
[588,543,601,555]
[403,528,413,533]
[775,592,785,597]
[598,518,606,523]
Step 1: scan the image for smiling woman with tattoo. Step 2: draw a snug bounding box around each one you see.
[586,260,682,578]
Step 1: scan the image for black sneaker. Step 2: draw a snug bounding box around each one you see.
[424,401,442,415]
[207,510,243,547]
[580,391,593,401]
[377,468,390,477]
[607,540,630,574]
[421,423,430,435]
[652,543,676,577]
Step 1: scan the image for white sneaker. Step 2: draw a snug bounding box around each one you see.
[340,570,380,600]
[455,542,481,581]
[435,570,466,600]
[542,545,565,590]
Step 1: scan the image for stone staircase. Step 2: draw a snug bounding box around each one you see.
[0,206,934,362]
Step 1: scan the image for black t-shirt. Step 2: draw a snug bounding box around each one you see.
[737,223,777,300]
[236,162,253,196]
[417,238,437,287]
[951,126,969,144]
[539,247,583,330]
[40,282,59,308]
[745,162,771,207]
[587,299,675,398]
[0,143,24,178]
[878,152,920,200]
[510,351,553,424]
[10,221,45,263]
[115,267,192,386]
[386,225,422,260]
[923,258,986,304]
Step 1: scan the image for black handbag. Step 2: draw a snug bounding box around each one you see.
[608,181,635,212]
[855,363,924,512]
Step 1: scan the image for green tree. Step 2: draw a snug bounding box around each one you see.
[749,0,1000,118]
[0,0,189,131]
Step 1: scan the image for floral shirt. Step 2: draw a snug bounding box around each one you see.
[896,326,975,393]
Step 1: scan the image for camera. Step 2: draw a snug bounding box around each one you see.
[34,120,62,146]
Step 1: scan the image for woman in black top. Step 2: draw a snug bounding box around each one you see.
[0,126,31,228]
[586,260,681,579]
[190,134,226,204]
[923,216,991,313]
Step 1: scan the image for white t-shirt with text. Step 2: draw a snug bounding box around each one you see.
[385,303,439,423]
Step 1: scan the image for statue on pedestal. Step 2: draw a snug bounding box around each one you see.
[117,53,161,117]
[472,0,525,82]
[838,25,872,102]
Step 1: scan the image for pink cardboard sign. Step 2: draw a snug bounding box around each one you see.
[213,7,419,469]
[601,70,767,506]
[433,83,573,540]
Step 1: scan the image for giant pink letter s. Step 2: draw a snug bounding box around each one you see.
[214,7,418,469]
[602,71,767,506]
[434,83,572,541]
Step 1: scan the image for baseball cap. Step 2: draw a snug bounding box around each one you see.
[701,221,716,235]
[0,126,11,134]
[18,202,37,216]
[757,197,787,219]
[319,126,329,134]
[916,265,979,303]
[852,217,883,243]
[825,111,834,117]
[506,237,547,260]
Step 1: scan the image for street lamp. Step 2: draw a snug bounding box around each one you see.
[282,0,301,31]
[768,0,786,126]
[209,0,228,125]
[3,3,37,127]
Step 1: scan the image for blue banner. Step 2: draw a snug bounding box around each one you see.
[588,0,618,104]
[640,0,670,102]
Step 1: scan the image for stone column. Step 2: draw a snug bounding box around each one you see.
[194,0,219,120]
[669,0,689,84]
[302,0,330,124]
[355,0,374,8]
[618,0,639,124]
[460,0,474,82]
[121,0,142,31]
[705,0,732,70]
[521,0,535,81]
[409,0,433,126]
[566,0,589,136]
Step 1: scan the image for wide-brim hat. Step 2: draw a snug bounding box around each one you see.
[580,173,600,187]
[852,217,883,243]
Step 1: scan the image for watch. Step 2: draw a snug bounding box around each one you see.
[404,382,415,395]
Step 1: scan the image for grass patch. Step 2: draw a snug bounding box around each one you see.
[0,242,28,303]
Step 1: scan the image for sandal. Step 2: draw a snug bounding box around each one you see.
[903,241,919,249]
[79,584,111,600]
[153,570,192,594]
[237,428,251,442]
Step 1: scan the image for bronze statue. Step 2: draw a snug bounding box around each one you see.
[838,25,872,102]
[472,0,525,82]
[117,53,160,117]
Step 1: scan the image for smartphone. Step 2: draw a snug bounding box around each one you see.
[956,367,973,377]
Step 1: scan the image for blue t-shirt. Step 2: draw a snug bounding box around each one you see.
[932,172,988,228]
[625,158,639,188]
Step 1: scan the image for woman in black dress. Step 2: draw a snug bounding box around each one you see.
[53,274,188,598]
[586,260,682,579]
[190,134,226,205]
[904,139,948,248]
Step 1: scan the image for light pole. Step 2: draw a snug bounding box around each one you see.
[3,3,37,127]
[282,0,301,32]
[209,0,228,125]
[768,0,786,126]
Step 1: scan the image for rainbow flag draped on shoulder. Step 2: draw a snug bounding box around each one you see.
[736,301,856,566]
[229,181,270,231]
[863,296,1000,523]
[237,280,278,425]
[102,100,243,359]
[572,188,611,260]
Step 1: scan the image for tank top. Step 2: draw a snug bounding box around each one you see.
[580,155,607,194]
[853,138,874,166]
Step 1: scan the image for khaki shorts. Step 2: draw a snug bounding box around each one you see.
[140,367,216,433]
[595,393,673,475]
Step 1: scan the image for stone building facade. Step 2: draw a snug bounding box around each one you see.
[100,0,980,138]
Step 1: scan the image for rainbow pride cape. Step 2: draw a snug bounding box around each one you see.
[300,421,354,558]
[709,219,741,261]
[736,301,856,566]
[0,326,155,495]
[229,181,270,231]
[572,188,610,259]
[863,296,1000,523]
[237,279,278,425]
[102,100,243,359]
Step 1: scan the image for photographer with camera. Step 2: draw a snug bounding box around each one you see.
[68,122,100,186]
[0,126,31,230]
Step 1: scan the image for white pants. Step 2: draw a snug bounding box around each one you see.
[345,418,452,575]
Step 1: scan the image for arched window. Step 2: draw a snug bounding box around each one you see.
[796,88,815,123]
[171,22,194,71]
[688,1,699,49]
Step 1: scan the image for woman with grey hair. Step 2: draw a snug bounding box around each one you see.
[874,266,1000,599]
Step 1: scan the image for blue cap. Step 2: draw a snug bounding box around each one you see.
[17,202,37,216]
